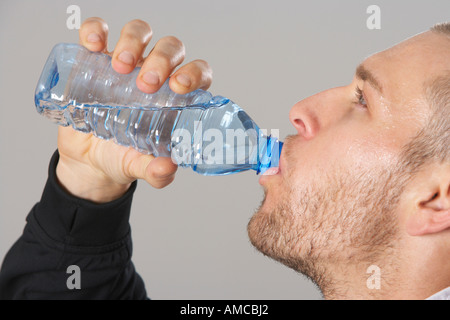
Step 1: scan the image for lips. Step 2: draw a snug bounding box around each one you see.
[258,138,287,185]
[259,168,278,186]
[262,167,280,176]
[259,159,282,186]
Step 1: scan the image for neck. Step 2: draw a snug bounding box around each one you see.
[319,263,408,300]
[318,238,450,300]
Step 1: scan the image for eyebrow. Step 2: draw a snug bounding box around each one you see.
[355,64,383,93]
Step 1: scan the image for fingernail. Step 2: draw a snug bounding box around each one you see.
[142,71,160,85]
[117,51,135,65]
[87,33,101,43]
[176,74,191,88]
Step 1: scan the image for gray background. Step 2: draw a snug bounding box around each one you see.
[0,0,448,299]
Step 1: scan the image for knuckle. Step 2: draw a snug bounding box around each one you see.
[195,59,212,73]
[152,52,175,69]
[120,32,141,45]
[126,19,151,32]
[81,16,107,30]
[152,36,185,67]
[160,36,185,53]
[122,19,153,44]
[191,60,213,83]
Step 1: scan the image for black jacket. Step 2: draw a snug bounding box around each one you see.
[0,150,147,299]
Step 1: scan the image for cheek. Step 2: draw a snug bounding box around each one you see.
[339,131,399,176]
[287,124,399,185]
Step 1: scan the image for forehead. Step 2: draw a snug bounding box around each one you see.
[362,31,448,106]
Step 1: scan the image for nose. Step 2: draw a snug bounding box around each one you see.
[289,87,347,140]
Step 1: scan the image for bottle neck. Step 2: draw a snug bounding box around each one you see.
[256,135,283,175]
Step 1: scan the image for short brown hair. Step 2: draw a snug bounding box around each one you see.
[400,23,450,172]
[431,22,450,35]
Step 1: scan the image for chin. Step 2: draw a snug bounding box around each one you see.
[248,190,286,253]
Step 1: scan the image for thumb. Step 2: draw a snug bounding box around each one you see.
[127,155,178,189]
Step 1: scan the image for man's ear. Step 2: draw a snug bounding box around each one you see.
[405,163,450,236]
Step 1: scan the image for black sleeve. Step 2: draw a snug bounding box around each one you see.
[0,150,148,300]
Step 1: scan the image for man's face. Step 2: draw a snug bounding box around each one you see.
[248,31,447,282]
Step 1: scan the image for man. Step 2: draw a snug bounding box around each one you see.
[249,24,450,300]
[0,17,448,300]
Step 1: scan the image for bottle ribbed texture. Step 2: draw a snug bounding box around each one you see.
[35,43,282,175]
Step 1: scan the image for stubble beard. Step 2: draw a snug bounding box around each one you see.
[247,161,405,295]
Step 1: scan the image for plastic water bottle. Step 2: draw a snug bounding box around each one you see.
[35,43,282,175]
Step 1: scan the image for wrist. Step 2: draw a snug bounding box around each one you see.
[56,155,132,204]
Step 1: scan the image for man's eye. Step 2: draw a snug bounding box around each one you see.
[355,87,368,108]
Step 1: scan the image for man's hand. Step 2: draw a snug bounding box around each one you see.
[56,17,213,203]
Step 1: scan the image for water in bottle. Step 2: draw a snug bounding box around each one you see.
[35,43,282,175]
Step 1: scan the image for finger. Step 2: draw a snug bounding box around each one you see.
[111,19,153,74]
[126,153,177,189]
[137,36,185,94]
[146,157,178,189]
[169,59,213,94]
[79,17,109,52]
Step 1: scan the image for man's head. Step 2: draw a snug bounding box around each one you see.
[248,23,450,299]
